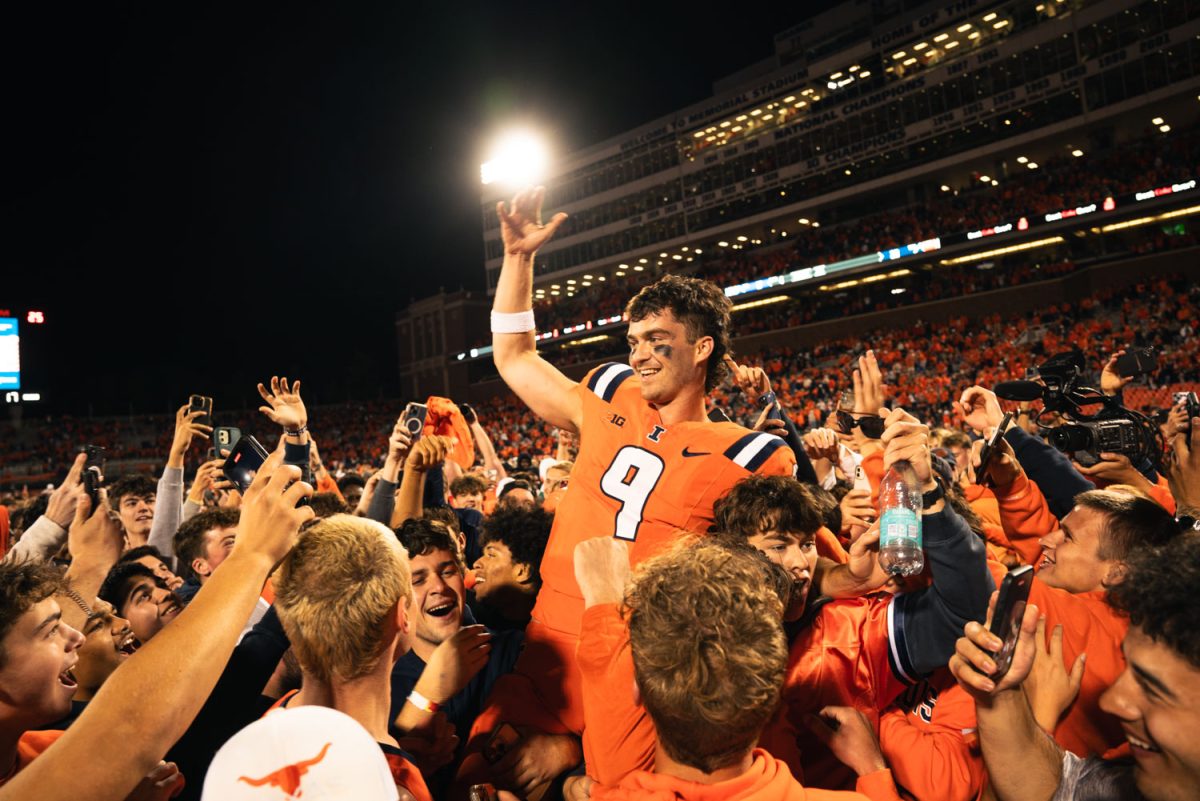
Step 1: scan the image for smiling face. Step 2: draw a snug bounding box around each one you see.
[405,548,464,657]
[118,576,183,644]
[1099,626,1200,801]
[472,540,531,603]
[626,310,711,406]
[1036,505,1114,593]
[745,529,816,621]
[0,598,85,728]
[74,600,136,698]
[117,493,155,543]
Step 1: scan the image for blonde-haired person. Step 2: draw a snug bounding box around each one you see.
[272,513,434,801]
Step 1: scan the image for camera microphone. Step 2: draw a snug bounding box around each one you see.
[994,380,1045,402]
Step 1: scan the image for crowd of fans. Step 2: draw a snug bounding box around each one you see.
[3,117,1200,800]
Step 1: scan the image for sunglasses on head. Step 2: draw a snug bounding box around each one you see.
[834,410,885,439]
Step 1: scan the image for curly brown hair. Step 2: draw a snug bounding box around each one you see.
[624,538,787,773]
[625,274,732,393]
[1107,534,1199,669]
[0,560,64,668]
[712,475,824,540]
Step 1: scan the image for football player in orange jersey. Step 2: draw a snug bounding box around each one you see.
[457,187,796,795]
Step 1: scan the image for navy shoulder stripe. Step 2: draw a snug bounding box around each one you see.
[723,432,787,472]
[586,363,634,403]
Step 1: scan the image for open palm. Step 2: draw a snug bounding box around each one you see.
[257,376,307,430]
[497,186,567,256]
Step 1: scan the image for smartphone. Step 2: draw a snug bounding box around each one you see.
[987,565,1035,680]
[402,402,428,440]
[188,394,214,428]
[80,445,106,511]
[459,402,476,424]
[975,411,1015,488]
[222,435,269,493]
[213,426,242,458]
[1114,347,1156,378]
[482,723,521,765]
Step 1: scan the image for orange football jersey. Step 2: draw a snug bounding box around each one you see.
[533,362,797,636]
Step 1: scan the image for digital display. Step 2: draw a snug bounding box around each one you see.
[0,317,19,390]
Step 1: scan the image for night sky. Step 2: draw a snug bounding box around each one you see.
[4,3,817,417]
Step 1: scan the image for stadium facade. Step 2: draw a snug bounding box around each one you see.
[399,0,1200,397]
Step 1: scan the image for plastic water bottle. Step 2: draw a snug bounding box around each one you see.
[878,460,925,577]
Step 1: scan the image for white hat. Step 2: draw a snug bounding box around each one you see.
[202,706,398,801]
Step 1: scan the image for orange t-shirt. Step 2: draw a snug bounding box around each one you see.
[534,363,796,636]
[592,749,893,800]
[1029,581,1128,757]
[0,730,64,787]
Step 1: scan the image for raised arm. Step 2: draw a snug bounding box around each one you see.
[1,449,314,801]
[149,404,212,558]
[492,186,582,433]
[465,404,507,481]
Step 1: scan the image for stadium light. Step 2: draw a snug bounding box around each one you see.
[480,130,548,186]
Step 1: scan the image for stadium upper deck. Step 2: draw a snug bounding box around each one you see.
[478,0,1200,303]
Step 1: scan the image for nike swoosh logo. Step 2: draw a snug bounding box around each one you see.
[682,448,712,457]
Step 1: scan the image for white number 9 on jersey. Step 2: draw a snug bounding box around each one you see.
[599,446,666,541]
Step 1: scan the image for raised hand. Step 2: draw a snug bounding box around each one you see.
[949,590,1041,699]
[968,433,1022,489]
[852,350,886,416]
[1166,417,1200,514]
[839,488,876,535]
[406,435,452,474]
[68,488,124,568]
[187,458,225,505]
[958,385,1004,435]
[124,760,185,801]
[231,449,314,566]
[1024,617,1085,732]
[723,354,771,397]
[574,536,632,608]
[169,403,213,466]
[256,376,307,432]
[1073,452,1151,490]
[46,452,89,529]
[386,420,414,467]
[802,427,841,463]
[497,186,568,256]
[1100,351,1134,396]
[880,406,934,489]
[846,521,887,590]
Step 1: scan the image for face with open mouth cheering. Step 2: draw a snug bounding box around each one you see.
[0,596,85,727]
[406,547,465,654]
[746,528,817,622]
[1035,504,1114,594]
[74,599,138,700]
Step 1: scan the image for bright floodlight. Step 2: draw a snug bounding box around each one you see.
[480,131,547,186]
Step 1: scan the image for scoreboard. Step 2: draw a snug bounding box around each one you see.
[0,308,45,403]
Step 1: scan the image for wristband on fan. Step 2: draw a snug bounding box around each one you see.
[407,689,442,713]
[490,310,536,334]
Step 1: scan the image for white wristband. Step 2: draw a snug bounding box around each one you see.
[490,309,536,334]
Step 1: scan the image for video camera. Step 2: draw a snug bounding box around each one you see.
[995,351,1161,469]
